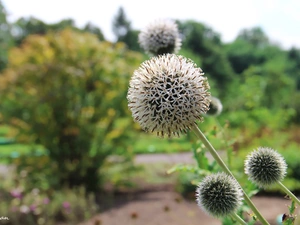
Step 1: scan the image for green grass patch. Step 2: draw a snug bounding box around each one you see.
[132,132,193,154]
[0,144,46,163]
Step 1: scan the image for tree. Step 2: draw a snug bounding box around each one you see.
[0,0,12,71]
[12,17,76,45]
[11,17,105,46]
[237,27,269,48]
[112,7,130,39]
[178,20,221,55]
[112,6,140,51]
[178,20,234,91]
[287,47,300,89]
[0,29,143,192]
[83,22,104,40]
[225,27,283,74]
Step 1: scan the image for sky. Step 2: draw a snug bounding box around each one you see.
[2,0,300,49]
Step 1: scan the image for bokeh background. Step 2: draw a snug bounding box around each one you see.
[0,1,299,224]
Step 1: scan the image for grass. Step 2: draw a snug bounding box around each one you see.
[132,132,193,154]
[0,143,46,164]
[0,124,46,162]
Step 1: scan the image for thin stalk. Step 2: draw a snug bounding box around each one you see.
[231,213,248,225]
[192,145,201,168]
[277,181,300,205]
[191,123,270,225]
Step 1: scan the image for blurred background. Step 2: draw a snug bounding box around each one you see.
[0,0,299,224]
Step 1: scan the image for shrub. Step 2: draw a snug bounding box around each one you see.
[0,29,143,192]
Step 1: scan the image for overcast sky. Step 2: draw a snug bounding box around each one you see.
[3,0,300,49]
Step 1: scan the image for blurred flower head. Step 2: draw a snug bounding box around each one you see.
[245,147,287,188]
[127,54,210,138]
[196,172,243,217]
[30,204,37,212]
[206,96,223,116]
[43,197,50,204]
[31,188,40,196]
[138,18,182,56]
[62,201,71,210]
[10,189,23,199]
[19,205,30,214]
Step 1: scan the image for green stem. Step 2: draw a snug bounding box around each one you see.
[231,213,248,225]
[192,145,201,168]
[191,123,270,225]
[277,181,300,205]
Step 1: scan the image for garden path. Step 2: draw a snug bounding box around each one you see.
[80,152,300,225]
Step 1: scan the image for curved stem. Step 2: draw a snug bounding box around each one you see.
[277,181,300,205]
[191,123,270,225]
[231,213,248,225]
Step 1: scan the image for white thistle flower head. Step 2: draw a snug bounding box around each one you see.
[196,172,243,218]
[244,147,287,188]
[127,54,210,138]
[138,18,182,56]
[206,96,223,116]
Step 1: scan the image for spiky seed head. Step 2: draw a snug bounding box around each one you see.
[245,147,287,188]
[138,18,182,56]
[127,54,210,138]
[206,96,223,116]
[196,172,243,217]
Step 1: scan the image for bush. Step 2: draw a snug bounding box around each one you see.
[0,185,98,225]
[0,29,143,192]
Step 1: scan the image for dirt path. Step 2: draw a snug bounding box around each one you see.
[79,190,299,225]
[1,153,299,225]
[79,153,300,225]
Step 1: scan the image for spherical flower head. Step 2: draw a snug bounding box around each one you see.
[206,96,223,116]
[127,54,210,138]
[245,147,287,188]
[138,18,182,56]
[196,172,243,218]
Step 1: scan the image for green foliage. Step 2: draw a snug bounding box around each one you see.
[231,128,300,193]
[225,27,278,74]
[178,20,235,91]
[0,0,12,71]
[9,154,59,191]
[11,17,104,46]
[170,122,261,224]
[287,47,300,89]
[281,201,297,225]
[82,22,105,40]
[237,27,269,47]
[222,54,297,132]
[132,132,193,154]
[0,29,143,192]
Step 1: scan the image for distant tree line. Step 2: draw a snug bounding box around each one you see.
[2,2,300,121]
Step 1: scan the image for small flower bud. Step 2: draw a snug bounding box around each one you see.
[244,147,287,188]
[206,96,223,116]
[196,172,243,217]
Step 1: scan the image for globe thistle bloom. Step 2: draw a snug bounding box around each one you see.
[196,172,243,217]
[206,96,223,116]
[138,18,182,56]
[127,54,210,138]
[245,147,287,188]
